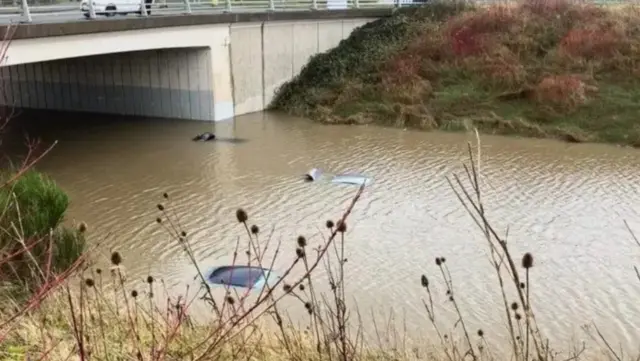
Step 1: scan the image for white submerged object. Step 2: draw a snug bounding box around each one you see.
[331,173,371,186]
[304,168,323,182]
[303,168,371,186]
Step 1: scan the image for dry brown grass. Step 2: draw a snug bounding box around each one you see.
[445,5,517,58]
[461,46,527,89]
[521,0,573,15]
[532,74,599,110]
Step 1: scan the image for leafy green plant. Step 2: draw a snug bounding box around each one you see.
[0,169,85,294]
[0,170,69,239]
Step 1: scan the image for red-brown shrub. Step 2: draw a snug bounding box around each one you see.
[381,54,423,87]
[449,29,494,58]
[445,6,518,57]
[380,53,433,103]
[559,27,624,58]
[564,3,609,23]
[405,34,448,61]
[476,56,526,88]
[381,33,445,84]
[521,0,573,16]
[533,74,598,109]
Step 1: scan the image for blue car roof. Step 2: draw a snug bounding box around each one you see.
[207,265,272,289]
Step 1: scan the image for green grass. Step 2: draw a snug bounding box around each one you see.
[271,0,640,147]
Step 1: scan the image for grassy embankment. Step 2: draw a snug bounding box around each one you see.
[271,0,640,147]
[1,136,638,361]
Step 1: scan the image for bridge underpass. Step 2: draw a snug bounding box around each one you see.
[0,14,379,122]
[2,48,214,120]
[0,48,216,121]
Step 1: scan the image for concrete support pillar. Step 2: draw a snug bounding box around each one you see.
[229,23,264,116]
[262,21,294,108]
[208,26,234,121]
[228,18,377,117]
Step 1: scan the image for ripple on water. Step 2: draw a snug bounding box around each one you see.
[25,113,640,355]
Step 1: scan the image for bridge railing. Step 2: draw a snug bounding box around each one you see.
[0,0,417,24]
[1,0,634,24]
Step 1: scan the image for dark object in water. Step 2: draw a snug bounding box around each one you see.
[206,265,277,290]
[192,133,249,144]
[212,137,249,144]
[192,132,216,141]
[304,168,322,182]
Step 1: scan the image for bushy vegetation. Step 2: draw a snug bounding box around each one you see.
[0,136,637,361]
[0,170,69,239]
[0,169,87,296]
[272,0,640,146]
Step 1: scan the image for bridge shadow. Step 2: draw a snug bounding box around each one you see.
[199,137,248,144]
[0,108,249,150]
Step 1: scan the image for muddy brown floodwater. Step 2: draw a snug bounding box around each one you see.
[4,109,640,355]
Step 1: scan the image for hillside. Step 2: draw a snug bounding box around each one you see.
[271,1,640,146]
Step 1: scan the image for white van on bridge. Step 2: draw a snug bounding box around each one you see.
[80,0,153,17]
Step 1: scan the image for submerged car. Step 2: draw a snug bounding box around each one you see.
[205,265,279,290]
[303,168,372,186]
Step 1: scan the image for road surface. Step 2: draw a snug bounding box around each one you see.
[0,1,387,24]
[0,8,226,24]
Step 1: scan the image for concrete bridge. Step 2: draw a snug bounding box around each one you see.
[0,2,402,122]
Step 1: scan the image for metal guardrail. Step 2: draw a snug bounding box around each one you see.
[0,0,416,24]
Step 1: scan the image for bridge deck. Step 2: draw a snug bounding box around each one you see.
[0,7,400,39]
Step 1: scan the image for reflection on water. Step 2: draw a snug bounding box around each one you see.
[3,109,640,353]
